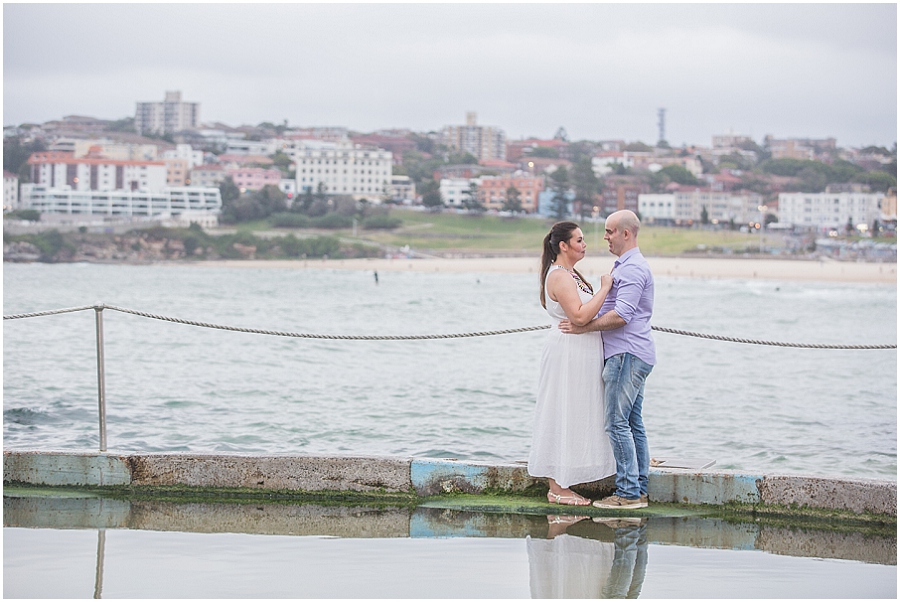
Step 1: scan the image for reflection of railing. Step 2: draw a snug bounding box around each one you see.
[4,304,897,452]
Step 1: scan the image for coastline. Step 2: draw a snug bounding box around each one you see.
[195,256,897,284]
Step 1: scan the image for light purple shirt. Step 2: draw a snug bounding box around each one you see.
[598,247,656,365]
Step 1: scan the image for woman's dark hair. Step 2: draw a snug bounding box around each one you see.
[539,221,592,308]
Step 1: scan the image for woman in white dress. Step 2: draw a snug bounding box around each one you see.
[529,221,616,506]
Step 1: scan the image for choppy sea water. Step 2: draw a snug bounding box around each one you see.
[3,262,896,479]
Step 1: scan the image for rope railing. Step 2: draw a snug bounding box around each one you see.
[4,303,896,452]
[4,303,897,349]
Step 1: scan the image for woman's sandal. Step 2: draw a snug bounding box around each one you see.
[547,491,592,506]
[548,515,589,525]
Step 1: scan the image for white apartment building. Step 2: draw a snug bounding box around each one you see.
[20,184,221,217]
[294,142,392,200]
[778,192,884,231]
[638,194,675,221]
[442,112,507,161]
[640,190,763,224]
[135,91,200,135]
[162,144,204,170]
[440,177,477,208]
[27,152,168,192]
[4,170,19,211]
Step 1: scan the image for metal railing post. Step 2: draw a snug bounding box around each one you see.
[94,304,108,452]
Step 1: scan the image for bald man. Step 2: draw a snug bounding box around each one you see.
[560,210,656,509]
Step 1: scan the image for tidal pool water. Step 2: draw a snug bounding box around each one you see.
[3,493,896,599]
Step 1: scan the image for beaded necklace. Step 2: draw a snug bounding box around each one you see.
[553,265,593,295]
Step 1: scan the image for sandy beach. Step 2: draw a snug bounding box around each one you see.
[205,256,896,283]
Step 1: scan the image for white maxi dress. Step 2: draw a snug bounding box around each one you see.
[528,266,616,488]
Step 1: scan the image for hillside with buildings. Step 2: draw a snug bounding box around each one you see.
[3,91,897,263]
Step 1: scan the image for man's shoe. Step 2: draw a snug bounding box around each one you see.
[641,494,649,506]
[592,494,647,510]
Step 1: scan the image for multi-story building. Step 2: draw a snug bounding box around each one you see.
[165,158,190,187]
[190,164,226,188]
[4,170,19,211]
[638,193,676,223]
[135,91,200,136]
[600,182,648,216]
[294,142,392,200]
[439,177,475,208]
[477,174,544,213]
[881,188,897,222]
[778,191,884,232]
[227,167,283,192]
[764,136,837,161]
[20,183,221,217]
[672,188,765,225]
[27,151,167,192]
[442,112,507,161]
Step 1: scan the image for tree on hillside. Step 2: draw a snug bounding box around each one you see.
[502,186,523,213]
[549,166,571,220]
[623,141,653,152]
[658,164,699,186]
[4,137,46,182]
[448,151,479,165]
[572,157,600,218]
[219,176,240,204]
[419,179,443,211]
[852,170,897,193]
[462,181,485,212]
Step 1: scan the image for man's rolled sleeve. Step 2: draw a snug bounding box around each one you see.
[612,268,643,323]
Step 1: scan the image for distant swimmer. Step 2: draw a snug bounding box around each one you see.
[374,270,379,285]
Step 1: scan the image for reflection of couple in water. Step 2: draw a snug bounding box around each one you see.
[527,516,649,599]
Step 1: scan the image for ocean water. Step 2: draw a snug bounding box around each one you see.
[3,262,897,479]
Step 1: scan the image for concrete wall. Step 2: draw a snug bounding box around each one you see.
[4,450,896,517]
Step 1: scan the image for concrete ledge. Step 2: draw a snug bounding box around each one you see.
[4,451,896,517]
[3,450,131,487]
[125,452,412,493]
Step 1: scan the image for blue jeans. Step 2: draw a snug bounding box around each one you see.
[602,353,653,500]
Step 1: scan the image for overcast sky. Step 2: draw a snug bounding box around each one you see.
[3,3,897,148]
